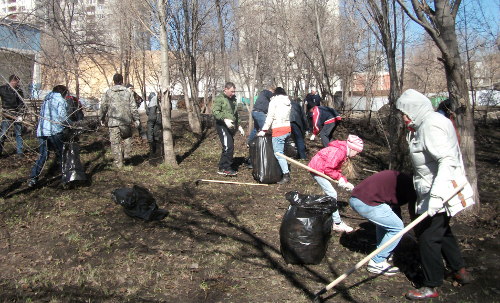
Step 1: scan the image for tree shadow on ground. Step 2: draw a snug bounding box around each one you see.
[102,183,366,302]
[176,129,208,164]
[339,222,424,288]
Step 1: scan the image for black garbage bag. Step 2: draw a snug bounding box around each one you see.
[61,142,87,184]
[112,185,168,221]
[249,135,282,184]
[284,136,298,159]
[280,191,338,265]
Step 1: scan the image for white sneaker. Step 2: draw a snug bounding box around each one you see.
[367,259,400,276]
[332,222,354,233]
[387,254,394,262]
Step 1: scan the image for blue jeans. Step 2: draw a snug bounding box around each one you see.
[0,119,23,154]
[349,197,404,263]
[248,111,267,143]
[313,175,341,223]
[29,133,64,180]
[272,133,290,174]
[291,122,306,159]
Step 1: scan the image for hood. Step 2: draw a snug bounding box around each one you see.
[272,95,291,106]
[110,85,127,92]
[396,89,434,129]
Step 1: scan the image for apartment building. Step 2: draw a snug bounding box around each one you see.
[0,0,35,20]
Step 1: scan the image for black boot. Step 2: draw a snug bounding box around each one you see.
[149,142,156,156]
[155,142,164,157]
[277,173,290,184]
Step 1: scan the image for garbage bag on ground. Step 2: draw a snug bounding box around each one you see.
[284,136,298,159]
[280,191,338,265]
[249,135,282,184]
[112,185,168,221]
[61,142,87,184]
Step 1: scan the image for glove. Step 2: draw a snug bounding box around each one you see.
[427,196,444,217]
[338,177,353,191]
[344,182,354,191]
[310,134,316,141]
[238,125,245,136]
[224,119,235,129]
[257,130,266,137]
[134,121,141,128]
[15,116,23,122]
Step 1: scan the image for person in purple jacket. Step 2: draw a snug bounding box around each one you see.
[349,170,417,276]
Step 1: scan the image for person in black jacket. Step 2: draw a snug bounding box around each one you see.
[310,105,342,147]
[0,75,25,157]
[146,92,163,162]
[248,87,274,143]
[304,87,321,133]
[290,98,307,159]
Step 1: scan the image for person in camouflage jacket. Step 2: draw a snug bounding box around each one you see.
[99,73,140,168]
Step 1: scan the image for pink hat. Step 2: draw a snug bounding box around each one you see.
[347,134,363,152]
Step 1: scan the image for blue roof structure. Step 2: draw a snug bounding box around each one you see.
[0,22,40,53]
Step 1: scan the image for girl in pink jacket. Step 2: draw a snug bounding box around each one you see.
[308,134,364,233]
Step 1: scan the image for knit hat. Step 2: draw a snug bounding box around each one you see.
[347,134,363,152]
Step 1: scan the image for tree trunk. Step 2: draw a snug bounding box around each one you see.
[158,0,177,166]
[365,0,407,170]
[215,0,229,82]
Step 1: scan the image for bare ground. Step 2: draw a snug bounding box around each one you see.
[0,111,498,303]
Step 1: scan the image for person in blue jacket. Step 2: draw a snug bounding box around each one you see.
[27,85,70,187]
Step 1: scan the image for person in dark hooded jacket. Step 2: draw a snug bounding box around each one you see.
[290,98,307,159]
[248,87,274,143]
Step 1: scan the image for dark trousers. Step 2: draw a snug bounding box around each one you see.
[29,133,64,180]
[215,121,235,170]
[416,213,465,287]
[291,122,306,159]
[319,123,338,147]
[306,112,313,132]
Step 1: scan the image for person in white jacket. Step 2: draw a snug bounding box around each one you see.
[396,89,471,300]
[257,87,291,184]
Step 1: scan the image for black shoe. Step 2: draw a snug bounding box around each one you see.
[277,173,290,184]
[223,169,238,176]
[27,178,37,187]
[149,142,156,156]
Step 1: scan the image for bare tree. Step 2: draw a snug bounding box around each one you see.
[405,36,448,93]
[357,0,408,170]
[155,0,177,165]
[215,0,229,82]
[169,0,218,135]
[396,0,480,205]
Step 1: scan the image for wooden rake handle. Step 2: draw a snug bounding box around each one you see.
[314,181,468,298]
[274,152,338,184]
[195,179,269,186]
